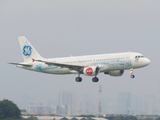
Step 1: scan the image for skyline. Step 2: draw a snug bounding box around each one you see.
[20,90,159,115]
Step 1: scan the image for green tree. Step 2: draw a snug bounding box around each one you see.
[0,118,22,120]
[127,115,137,120]
[0,99,21,119]
[115,115,125,120]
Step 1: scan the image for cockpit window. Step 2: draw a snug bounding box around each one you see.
[135,56,144,58]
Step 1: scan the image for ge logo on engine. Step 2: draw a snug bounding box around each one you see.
[86,67,93,75]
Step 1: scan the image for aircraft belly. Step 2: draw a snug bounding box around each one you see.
[32,65,71,74]
[19,64,77,75]
[43,67,71,74]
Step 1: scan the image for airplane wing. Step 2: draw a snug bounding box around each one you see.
[9,63,32,67]
[36,60,85,72]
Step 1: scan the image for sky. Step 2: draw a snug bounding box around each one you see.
[0,0,160,113]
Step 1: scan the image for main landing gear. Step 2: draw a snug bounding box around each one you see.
[75,76,99,82]
[75,77,82,82]
[130,68,135,78]
[75,73,82,82]
[75,73,99,82]
[92,77,99,82]
[92,67,99,82]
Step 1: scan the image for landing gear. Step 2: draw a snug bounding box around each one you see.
[92,77,99,82]
[75,71,100,82]
[130,75,135,78]
[75,72,82,82]
[75,77,82,82]
[130,68,135,78]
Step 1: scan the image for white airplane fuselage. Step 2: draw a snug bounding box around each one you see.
[18,52,150,75]
[10,37,150,82]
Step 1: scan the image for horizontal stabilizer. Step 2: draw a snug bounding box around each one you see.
[9,63,32,67]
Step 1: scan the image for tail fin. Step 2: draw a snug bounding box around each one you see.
[18,36,44,62]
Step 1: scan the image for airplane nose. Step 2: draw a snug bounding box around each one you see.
[145,58,151,65]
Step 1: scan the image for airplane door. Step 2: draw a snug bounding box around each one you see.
[125,52,131,63]
[125,52,131,68]
[77,57,84,66]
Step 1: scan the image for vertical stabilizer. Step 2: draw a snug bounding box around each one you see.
[18,36,43,62]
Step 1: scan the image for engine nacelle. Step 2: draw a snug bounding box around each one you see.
[104,70,124,76]
[83,66,100,76]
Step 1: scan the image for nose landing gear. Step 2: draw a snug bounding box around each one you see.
[130,68,135,78]
[130,75,135,78]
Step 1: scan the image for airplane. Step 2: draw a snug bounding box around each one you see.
[9,36,151,82]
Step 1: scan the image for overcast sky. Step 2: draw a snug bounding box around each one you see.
[0,0,160,112]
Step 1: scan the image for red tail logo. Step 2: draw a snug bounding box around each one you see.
[86,68,93,75]
[32,58,35,62]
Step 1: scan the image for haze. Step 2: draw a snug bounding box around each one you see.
[0,0,159,114]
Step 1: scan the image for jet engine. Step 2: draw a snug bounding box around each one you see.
[104,70,124,76]
[83,66,100,76]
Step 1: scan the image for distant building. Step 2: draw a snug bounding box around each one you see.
[130,94,142,115]
[36,104,46,114]
[50,105,57,114]
[58,91,76,115]
[27,92,76,115]
[82,94,96,114]
[57,105,68,115]
[104,98,115,114]
[117,92,131,114]
[28,103,36,114]
[28,104,50,114]
[144,94,158,115]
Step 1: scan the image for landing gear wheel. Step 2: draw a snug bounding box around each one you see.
[92,77,99,82]
[130,75,135,78]
[130,68,135,78]
[75,77,82,82]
